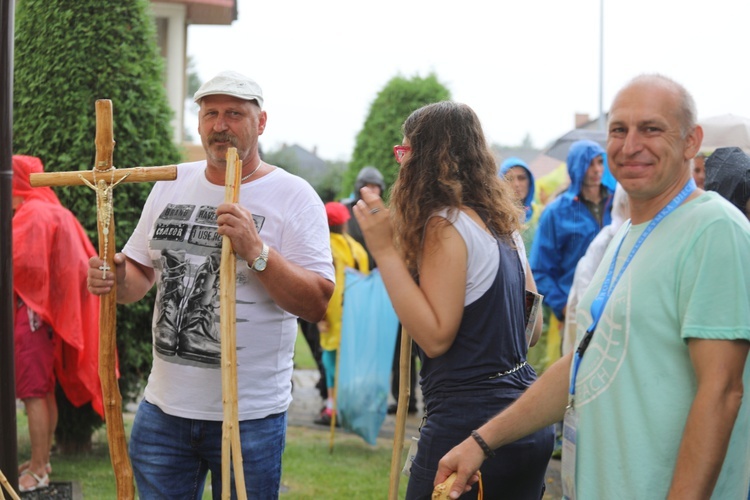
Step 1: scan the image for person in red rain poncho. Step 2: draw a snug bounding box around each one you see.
[12,155,104,492]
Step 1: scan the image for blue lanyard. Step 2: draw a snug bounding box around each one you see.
[569,178,696,399]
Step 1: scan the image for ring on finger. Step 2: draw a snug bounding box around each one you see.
[370,208,381,215]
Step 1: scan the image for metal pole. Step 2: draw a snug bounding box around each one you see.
[0,0,18,493]
[598,0,605,130]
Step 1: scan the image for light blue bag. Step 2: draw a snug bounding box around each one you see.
[337,268,399,445]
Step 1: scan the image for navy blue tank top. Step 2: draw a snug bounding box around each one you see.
[418,237,536,399]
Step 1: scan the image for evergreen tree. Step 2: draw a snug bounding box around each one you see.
[344,74,450,198]
[13,0,182,450]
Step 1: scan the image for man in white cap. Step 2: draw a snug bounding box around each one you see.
[87,71,335,498]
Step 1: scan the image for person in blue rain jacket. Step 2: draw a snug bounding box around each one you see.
[530,139,616,324]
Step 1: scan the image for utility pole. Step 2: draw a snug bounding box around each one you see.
[0,0,19,493]
[598,0,606,130]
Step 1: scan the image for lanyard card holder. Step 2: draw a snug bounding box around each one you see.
[561,404,579,500]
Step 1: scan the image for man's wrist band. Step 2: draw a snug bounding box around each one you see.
[471,430,495,458]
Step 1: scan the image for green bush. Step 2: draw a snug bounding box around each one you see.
[344,74,451,198]
[13,0,182,448]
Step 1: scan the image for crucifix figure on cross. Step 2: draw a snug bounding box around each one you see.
[30,99,177,500]
[79,171,130,277]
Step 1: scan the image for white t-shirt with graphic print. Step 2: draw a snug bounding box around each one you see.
[124,161,334,421]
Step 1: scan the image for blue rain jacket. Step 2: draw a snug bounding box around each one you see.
[530,140,616,320]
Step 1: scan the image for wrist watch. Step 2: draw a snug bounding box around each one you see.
[248,242,269,272]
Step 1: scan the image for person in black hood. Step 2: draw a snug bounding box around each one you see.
[705,146,750,219]
[345,166,386,266]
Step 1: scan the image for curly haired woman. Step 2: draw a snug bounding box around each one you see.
[354,101,554,499]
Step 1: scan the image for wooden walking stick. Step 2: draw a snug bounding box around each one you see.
[0,467,22,500]
[388,328,413,500]
[30,99,177,499]
[219,147,247,500]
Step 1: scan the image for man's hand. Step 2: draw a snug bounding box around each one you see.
[215,202,263,263]
[87,253,154,304]
[434,437,484,499]
[215,202,334,322]
[87,253,127,296]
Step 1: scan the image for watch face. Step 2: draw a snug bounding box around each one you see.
[253,258,267,272]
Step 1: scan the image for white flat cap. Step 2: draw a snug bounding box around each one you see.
[193,71,264,108]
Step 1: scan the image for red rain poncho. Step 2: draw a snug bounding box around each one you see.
[12,155,104,417]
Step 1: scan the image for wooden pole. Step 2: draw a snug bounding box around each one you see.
[0,467,21,500]
[219,147,246,499]
[29,166,178,187]
[93,99,134,500]
[29,99,178,500]
[388,328,413,499]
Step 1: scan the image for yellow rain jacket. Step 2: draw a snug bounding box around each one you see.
[319,233,370,351]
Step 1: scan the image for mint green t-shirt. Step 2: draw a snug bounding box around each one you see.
[569,192,750,499]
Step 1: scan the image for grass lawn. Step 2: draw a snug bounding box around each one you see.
[12,332,410,498]
[293,327,317,370]
[281,427,408,499]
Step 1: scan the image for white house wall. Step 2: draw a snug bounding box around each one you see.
[150,2,187,145]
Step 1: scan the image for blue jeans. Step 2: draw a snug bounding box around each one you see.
[130,399,286,499]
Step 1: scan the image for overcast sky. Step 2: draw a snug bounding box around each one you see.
[186,0,750,161]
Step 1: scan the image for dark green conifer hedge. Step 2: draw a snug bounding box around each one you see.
[13,0,183,449]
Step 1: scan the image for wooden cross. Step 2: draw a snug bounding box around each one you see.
[30,99,177,500]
